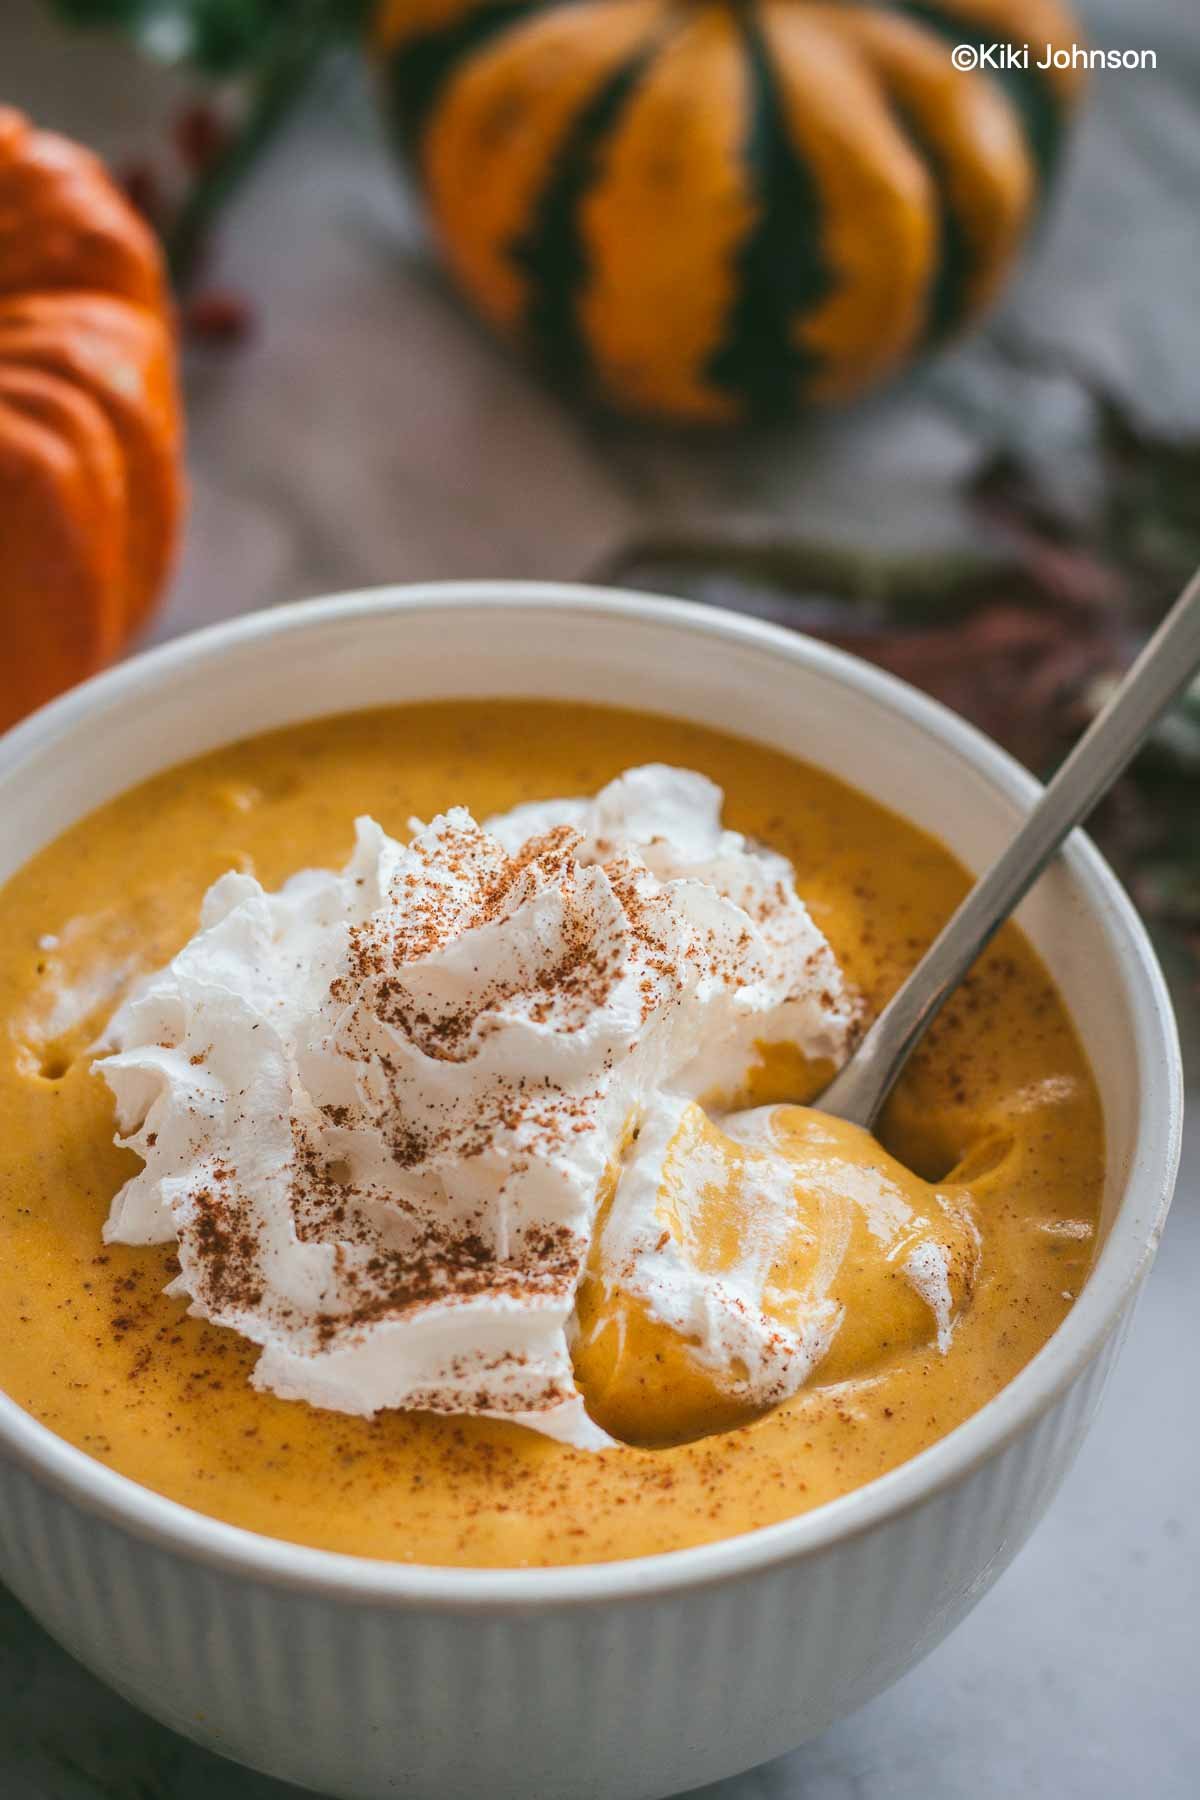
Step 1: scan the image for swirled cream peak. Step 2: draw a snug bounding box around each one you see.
[97,765,854,1448]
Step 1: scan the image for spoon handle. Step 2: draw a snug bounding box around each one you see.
[821,566,1200,1130]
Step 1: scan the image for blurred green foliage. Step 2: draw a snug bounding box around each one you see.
[47,0,372,282]
[48,0,369,75]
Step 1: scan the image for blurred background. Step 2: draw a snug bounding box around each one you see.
[1,0,1198,1795]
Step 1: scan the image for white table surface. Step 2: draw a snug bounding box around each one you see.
[2,1,1197,1793]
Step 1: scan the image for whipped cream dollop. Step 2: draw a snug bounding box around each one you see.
[97,765,855,1447]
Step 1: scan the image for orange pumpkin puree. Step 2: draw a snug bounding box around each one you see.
[0,701,1103,1567]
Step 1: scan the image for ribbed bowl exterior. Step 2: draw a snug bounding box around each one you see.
[0,1315,1127,1800]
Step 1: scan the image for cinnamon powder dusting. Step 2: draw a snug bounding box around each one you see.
[98,770,854,1437]
[170,819,706,1406]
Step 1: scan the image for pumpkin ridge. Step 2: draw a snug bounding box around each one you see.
[0,361,127,658]
[888,104,976,342]
[0,293,181,637]
[0,108,165,309]
[572,5,757,422]
[704,13,832,421]
[0,382,123,727]
[508,32,665,399]
[885,1,1071,176]
[380,0,560,158]
[813,5,1035,346]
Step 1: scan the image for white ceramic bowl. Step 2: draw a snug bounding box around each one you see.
[0,584,1182,1800]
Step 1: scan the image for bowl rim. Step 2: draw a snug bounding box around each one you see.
[0,580,1183,1610]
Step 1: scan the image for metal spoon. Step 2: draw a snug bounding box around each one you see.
[818,567,1200,1131]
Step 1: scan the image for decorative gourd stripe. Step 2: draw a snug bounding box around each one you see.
[509,41,662,396]
[384,0,554,156]
[705,17,831,420]
[887,104,980,342]
[888,2,1067,175]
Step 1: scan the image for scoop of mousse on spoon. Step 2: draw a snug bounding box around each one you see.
[573,571,1200,1449]
[818,566,1200,1132]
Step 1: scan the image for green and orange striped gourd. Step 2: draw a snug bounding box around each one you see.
[375,0,1085,423]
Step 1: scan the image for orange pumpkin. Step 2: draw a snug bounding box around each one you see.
[0,109,183,731]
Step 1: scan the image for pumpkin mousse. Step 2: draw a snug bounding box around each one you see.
[0,701,1103,1566]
